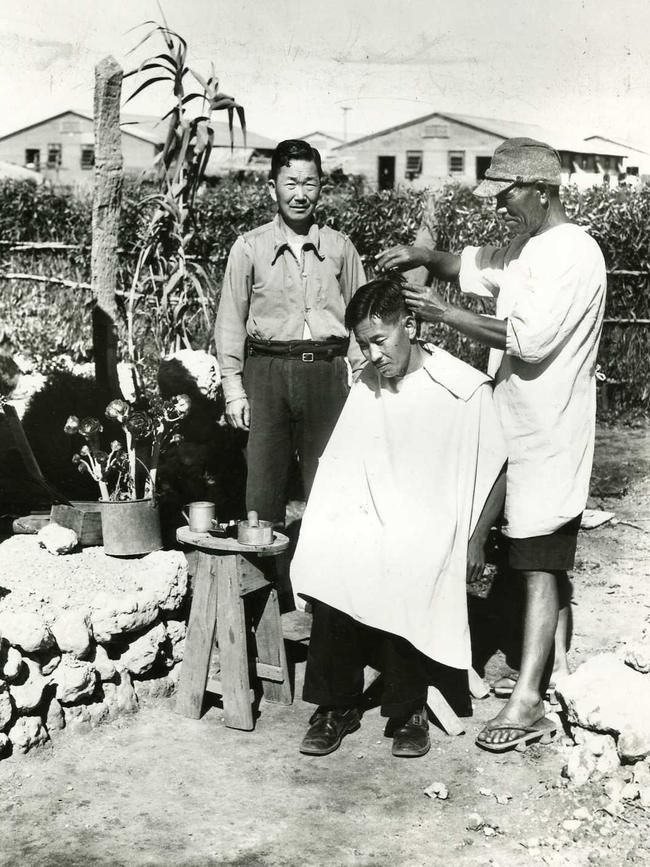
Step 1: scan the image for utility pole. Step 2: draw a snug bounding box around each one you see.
[341,106,351,142]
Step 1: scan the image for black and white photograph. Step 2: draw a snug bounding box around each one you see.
[0,1,649,864]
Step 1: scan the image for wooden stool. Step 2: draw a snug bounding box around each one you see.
[175,527,291,731]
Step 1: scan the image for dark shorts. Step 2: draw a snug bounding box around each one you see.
[504,514,582,572]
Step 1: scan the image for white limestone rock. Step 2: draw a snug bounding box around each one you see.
[104,669,138,716]
[92,645,117,682]
[9,657,47,713]
[86,700,110,729]
[37,523,78,556]
[90,551,188,642]
[166,620,186,663]
[8,716,49,753]
[556,653,650,762]
[51,610,92,658]
[63,704,92,734]
[0,611,55,653]
[134,675,176,701]
[0,683,13,731]
[52,656,97,705]
[164,348,221,399]
[1,644,24,681]
[91,591,159,643]
[622,642,650,675]
[120,622,167,675]
[633,759,650,787]
[565,746,597,786]
[46,697,65,733]
[573,729,620,773]
[167,661,181,686]
[41,652,61,677]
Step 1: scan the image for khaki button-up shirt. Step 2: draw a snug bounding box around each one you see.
[215,216,366,402]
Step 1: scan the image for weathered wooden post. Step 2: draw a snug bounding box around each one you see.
[91,55,124,397]
[403,190,439,287]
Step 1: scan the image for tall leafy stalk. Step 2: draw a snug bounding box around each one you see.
[123,13,245,383]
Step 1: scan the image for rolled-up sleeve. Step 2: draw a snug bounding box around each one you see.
[459,245,505,299]
[505,259,585,364]
[215,237,253,403]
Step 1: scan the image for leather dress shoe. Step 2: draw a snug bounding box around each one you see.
[391,710,430,758]
[300,707,361,756]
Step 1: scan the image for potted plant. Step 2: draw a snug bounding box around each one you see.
[63,393,191,556]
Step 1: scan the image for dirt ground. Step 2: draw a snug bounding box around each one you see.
[1,422,649,867]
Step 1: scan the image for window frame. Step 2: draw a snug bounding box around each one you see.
[25,148,41,171]
[80,145,95,170]
[47,143,62,169]
[448,150,465,174]
[405,149,423,179]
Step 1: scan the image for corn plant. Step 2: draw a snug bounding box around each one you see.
[123,12,245,379]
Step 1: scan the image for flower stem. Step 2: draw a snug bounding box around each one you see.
[125,429,136,500]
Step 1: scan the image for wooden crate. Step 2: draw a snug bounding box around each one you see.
[50,502,103,547]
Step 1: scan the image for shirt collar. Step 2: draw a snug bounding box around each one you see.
[421,343,492,401]
[271,215,324,264]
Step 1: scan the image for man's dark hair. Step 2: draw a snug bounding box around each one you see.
[345,275,408,331]
[270,139,322,180]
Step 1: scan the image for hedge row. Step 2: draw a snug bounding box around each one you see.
[0,178,649,413]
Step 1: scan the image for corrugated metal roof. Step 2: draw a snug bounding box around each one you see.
[583,135,644,157]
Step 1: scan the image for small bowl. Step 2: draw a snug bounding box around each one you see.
[237,518,274,546]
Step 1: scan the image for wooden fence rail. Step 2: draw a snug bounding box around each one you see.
[3,264,649,327]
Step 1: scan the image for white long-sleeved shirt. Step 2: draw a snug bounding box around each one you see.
[459,223,607,538]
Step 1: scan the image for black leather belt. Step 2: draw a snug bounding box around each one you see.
[247,339,348,362]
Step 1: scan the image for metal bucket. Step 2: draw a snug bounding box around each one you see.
[100,498,162,557]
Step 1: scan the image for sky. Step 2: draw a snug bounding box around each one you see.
[1,0,650,149]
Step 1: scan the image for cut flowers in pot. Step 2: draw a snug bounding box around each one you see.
[63,394,192,501]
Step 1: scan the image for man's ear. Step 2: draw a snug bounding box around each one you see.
[268,178,278,203]
[536,182,549,206]
[404,312,418,340]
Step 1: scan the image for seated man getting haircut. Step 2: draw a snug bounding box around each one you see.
[291,276,507,758]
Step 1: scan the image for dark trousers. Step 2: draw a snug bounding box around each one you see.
[303,600,430,719]
[243,355,348,524]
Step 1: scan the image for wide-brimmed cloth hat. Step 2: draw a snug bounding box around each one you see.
[473,137,562,198]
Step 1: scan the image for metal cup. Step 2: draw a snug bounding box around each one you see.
[182,501,216,533]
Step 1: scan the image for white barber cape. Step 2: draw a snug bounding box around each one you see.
[291,345,506,670]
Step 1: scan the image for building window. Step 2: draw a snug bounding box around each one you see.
[448,151,465,174]
[423,124,449,138]
[579,154,595,172]
[25,149,40,171]
[80,145,95,170]
[47,143,62,169]
[405,150,423,179]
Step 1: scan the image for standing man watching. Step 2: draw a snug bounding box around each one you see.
[216,140,365,525]
[376,138,607,752]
